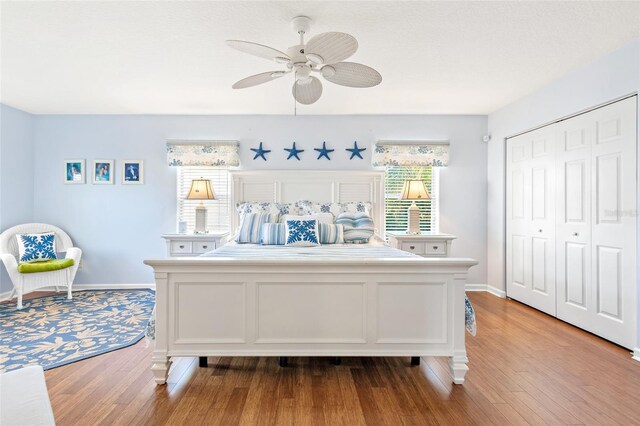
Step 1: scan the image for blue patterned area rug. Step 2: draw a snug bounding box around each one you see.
[0,289,155,373]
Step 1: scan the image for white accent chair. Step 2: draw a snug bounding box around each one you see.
[0,223,82,309]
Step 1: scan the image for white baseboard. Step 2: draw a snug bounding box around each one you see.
[465,283,507,298]
[0,283,154,302]
[633,348,640,362]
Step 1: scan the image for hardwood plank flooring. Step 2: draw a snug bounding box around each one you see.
[6,292,640,425]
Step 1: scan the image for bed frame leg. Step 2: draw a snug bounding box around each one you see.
[331,357,342,365]
[279,357,288,367]
[199,357,208,367]
[411,356,421,366]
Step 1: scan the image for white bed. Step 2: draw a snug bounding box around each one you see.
[144,171,477,384]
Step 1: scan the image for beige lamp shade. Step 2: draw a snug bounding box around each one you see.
[400,180,430,200]
[186,179,216,200]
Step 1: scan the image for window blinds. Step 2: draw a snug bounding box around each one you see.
[177,167,230,233]
[384,166,438,233]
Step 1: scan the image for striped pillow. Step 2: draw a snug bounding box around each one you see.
[236,213,279,243]
[336,213,374,244]
[319,223,344,244]
[261,223,285,245]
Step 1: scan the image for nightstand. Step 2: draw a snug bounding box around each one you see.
[386,232,456,257]
[161,233,229,257]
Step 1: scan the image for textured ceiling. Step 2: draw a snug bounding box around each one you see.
[1,1,639,115]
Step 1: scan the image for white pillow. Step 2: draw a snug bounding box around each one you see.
[16,233,57,263]
[282,213,334,225]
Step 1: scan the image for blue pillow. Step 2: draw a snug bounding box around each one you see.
[336,213,374,244]
[285,220,320,247]
[319,223,344,244]
[261,223,285,245]
[16,232,57,263]
[236,213,279,244]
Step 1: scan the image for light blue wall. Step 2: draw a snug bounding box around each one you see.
[30,114,488,285]
[0,104,35,293]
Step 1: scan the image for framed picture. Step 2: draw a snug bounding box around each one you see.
[92,160,114,184]
[122,160,144,184]
[64,159,85,184]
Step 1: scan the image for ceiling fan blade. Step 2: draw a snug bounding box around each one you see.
[322,62,382,88]
[292,76,323,105]
[226,40,290,62]
[305,32,358,65]
[232,71,286,89]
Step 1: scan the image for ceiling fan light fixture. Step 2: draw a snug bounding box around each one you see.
[306,53,324,64]
[296,76,313,85]
[321,65,336,78]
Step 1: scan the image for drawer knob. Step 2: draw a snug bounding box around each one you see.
[179,245,185,249]
[202,245,208,249]
[409,245,415,250]
[573,232,579,237]
[433,245,439,250]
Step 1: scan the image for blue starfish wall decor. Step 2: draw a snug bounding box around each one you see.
[346,141,367,160]
[314,141,335,160]
[250,142,271,161]
[284,142,304,160]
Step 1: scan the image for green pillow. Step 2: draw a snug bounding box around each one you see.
[18,258,74,274]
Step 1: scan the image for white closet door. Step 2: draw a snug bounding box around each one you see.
[555,112,593,328]
[506,126,556,315]
[556,97,637,348]
[589,97,637,348]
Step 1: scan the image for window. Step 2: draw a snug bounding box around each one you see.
[384,166,438,233]
[177,167,230,233]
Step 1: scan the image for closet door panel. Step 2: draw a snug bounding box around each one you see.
[556,113,593,328]
[506,126,556,315]
[589,96,637,348]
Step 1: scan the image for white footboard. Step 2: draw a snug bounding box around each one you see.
[144,257,477,385]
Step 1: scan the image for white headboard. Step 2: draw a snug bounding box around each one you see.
[230,170,385,233]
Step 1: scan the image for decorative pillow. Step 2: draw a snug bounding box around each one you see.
[16,232,57,263]
[261,223,286,245]
[301,201,372,218]
[319,223,344,244]
[285,219,320,247]
[282,213,334,225]
[236,213,280,243]
[336,213,375,244]
[236,202,301,217]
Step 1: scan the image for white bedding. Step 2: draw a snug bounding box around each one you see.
[201,240,416,260]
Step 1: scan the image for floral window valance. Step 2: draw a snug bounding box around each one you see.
[372,140,449,167]
[167,141,240,167]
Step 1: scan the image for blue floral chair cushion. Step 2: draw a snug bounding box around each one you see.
[16,233,57,263]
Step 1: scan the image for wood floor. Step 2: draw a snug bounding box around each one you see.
[36,292,640,425]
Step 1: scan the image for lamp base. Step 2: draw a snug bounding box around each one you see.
[194,205,207,234]
[407,201,420,234]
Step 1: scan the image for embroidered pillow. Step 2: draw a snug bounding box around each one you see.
[236,202,301,217]
[236,213,280,244]
[282,213,334,226]
[285,219,320,247]
[336,213,375,244]
[301,201,372,218]
[261,223,286,245]
[16,232,57,263]
[319,223,344,244]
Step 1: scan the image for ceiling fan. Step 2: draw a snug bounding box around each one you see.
[226,16,382,105]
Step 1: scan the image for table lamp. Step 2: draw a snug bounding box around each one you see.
[186,178,215,234]
[400,179,430,234]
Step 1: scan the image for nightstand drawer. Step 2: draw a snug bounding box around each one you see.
[425,242,447,256]
[194,241,215,254]
[401,242,425,254]
[170,241,193,254]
